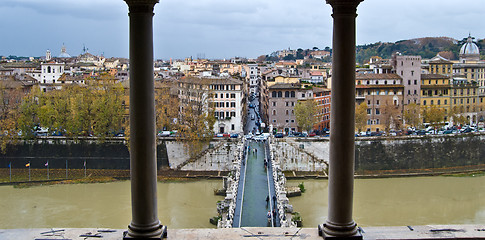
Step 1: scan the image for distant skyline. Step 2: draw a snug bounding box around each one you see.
[0,0,483,60]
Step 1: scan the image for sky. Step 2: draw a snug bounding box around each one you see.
[0,0,483,60]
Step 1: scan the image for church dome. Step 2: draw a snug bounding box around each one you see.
[459,34,480,62]
[58,45,71,58]
[460,35,479,55]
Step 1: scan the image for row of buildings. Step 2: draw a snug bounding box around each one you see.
[1,36,484,135]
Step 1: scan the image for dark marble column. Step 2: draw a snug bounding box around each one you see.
[319,0,363,239]
[123,0,166,239]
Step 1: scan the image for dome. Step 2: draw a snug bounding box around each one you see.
[459,34,480,62]
[58,45,71,58]
[460,35,479,55]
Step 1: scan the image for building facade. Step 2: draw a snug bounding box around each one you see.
[394,55,421,105]
[356,73,404,132]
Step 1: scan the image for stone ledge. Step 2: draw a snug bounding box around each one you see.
[2,225,485,240]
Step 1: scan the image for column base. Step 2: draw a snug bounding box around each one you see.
[123,225,167,239]
[318,223,362,240]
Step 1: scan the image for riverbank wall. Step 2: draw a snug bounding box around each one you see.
[1,134,484,176]
[273,133,485,174]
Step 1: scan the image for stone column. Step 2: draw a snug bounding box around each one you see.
[123,0,166,239]
[319,0,363,239]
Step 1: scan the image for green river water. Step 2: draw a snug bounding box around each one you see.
[0,175,484,229]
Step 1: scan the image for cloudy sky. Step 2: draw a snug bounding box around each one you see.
[0,0,483,60]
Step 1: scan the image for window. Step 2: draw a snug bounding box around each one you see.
[367,109,371,114]
[220,93,224,98]
[411,71,414,76]
[414,80,417,85]
[367,100,371,105]
[291,102,295,107]
[272,110,276,115]
[414,90,417,95]
[278,91,282,98]
[285,102,289,107]
[424,100,427,105]
[285,91,289,97]
[230,102,235,108]
[226,102,229,107]
[301,93,305,98]
[408,80,411,85]
[231,112,236,117]
[431,100,434,105]
[231,93,235,98]
[272,91,276,97]
[272,102,276,107]
[231,124,235,131]
[444,100,447,105]
[376,100,380,105]
[286,110,289,115]
[438,100,440,105]
[375,108,380,115]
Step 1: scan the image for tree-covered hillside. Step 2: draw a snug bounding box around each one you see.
[356,36,485,64]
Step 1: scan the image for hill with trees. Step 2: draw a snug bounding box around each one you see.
[356,36,485,64]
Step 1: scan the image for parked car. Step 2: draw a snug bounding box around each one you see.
[274,133,284,138]
[158,131,171,137]
[230,133,239,138]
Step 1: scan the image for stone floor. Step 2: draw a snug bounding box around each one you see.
[2,225,485,240]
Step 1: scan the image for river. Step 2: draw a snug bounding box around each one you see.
[288,175,485,227]
[0,180,223,229]
[1,175,484,229]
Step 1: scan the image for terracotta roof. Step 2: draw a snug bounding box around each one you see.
[310,71,323,76]
[421,74,449,79]
[356,73,401,80]
[268,83,301,89]
[179,76,242,85]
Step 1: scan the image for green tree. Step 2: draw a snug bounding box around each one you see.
[18,87,41,139]
[155,83,179,132]
[422,105,445,128]
[91,80,125,138]
[404,103,421,128]
[294,100,317,133]
[176,83,215,157]
[382,103,402,132]
[355,102,368,133]
[0,82,22,153]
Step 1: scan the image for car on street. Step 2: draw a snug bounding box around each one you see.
[274,133,284,138]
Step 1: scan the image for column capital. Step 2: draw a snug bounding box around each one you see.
[124,0,159,13]
[326,0,363,16]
